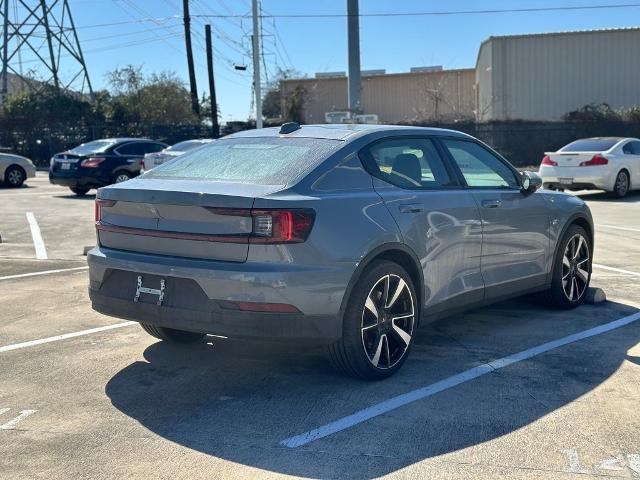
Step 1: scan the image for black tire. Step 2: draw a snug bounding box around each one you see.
[139,323,206,343]
[113,171,132,184]
[70,187,90,196]
[4,165,25,187]
[329,260,418,380]
[611,170,630,198]
[538,224,591,309]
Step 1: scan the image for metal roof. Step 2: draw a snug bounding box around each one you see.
[480,26,640,46]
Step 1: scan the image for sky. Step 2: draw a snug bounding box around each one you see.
[18,1,640,122]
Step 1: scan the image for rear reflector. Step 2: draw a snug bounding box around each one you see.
[236,301,301,313]
[579,154,608,166]
[94,198,116,222]
[540,155,557,166]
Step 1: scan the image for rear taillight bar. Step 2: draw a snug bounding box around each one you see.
[94,198,116,222]
[81,157,106,168]
[207,207,315,244]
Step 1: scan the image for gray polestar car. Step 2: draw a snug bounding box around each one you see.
[88,123,594,379]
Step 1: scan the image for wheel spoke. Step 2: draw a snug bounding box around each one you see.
[577,256,589,267]
[391,319,412,346]
[365,295,379,320]
[382,275,390,309]
[563,255,571,268]
[371,334,385,367]
[386,278,407,308]
[574,237,584,259]
[576,267,588,282]
[569,276,575,300]
[383,335,391,368]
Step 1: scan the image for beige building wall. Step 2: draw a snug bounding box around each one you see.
[476,27,640,121]
[281,69,475,124]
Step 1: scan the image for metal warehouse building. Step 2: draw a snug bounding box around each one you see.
[476,27,640,121]
[280,68,475,124]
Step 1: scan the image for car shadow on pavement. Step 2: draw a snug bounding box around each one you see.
[576,190,640,203]
[105,299,640,478]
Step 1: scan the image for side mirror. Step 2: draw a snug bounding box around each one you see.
[521,171,542,193]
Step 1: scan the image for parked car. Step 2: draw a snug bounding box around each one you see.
[539,137,640,197]
[49,138,168,195]
[0,152,36,187]
[88,123,593,379]
[143,139,214,171]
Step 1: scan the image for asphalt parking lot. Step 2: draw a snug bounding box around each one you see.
[1,173,640,479]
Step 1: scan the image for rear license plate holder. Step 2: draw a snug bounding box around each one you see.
[61,163,70,170]
[559,177,573,185]
[134,275,166,305]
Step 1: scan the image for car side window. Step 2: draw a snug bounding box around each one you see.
[116,143,145,156]
[361,138,455,190]
[632,141,640,155]
[441,139,520,188]
[623,142,634,154]
[145,142,165,153]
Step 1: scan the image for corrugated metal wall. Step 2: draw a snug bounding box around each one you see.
[477,28,640,121]
[281,69,475,124]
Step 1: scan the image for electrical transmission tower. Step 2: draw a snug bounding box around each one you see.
[0,0,93,104]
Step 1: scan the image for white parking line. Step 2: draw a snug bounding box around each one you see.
[280,310,640,448]
[0,410,37,430]
[25,212,47,260]
[593,263,640,277]
[0,266,89,282]
[0,322,136,353]
[596,224,640,233]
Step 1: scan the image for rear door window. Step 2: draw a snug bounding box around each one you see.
[145,137,342,185]
[360,137,455,189]
[115,143,146,156]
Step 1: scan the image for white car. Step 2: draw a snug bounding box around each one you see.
[143,139,214,171]
[539,137,639,198]
[0,152,36,187]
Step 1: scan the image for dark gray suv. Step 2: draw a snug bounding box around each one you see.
[88,124,593,379]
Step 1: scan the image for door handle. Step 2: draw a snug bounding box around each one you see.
[481,199,502,208]
[399,203,423,213]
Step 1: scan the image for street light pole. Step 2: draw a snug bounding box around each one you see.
[347,0,361,116]
[252,0,262,128]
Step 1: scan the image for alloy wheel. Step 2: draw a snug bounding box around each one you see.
[615,171,629,197]
[115,173,130,183]
[561,234,590,302]
[7,168,24,186]
[361,274,415,369]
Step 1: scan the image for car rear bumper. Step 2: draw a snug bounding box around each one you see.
[538,166,614,191]
[87,246,354,343]
[49,171,105,188]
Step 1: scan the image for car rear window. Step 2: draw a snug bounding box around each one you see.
[561,139,619,152]
[144,137,343,185]
[68,140,117,155]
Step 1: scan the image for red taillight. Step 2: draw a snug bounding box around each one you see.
[207,207,315,244]
[541,155,558,166]
[94,198,116,222]
[579,154,608,166]
[81,157,105,168]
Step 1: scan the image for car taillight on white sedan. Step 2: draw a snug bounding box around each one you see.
[579,154,608,166]
[94,198,116,222]
[540,155,558,166]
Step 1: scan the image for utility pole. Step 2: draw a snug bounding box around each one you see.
[347,0,361,116]
[205,25,219,138]
[183,0,200,116]
[1,0,8,105]
[251,0,262,128]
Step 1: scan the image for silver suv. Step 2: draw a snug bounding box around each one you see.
[88,124,593,379]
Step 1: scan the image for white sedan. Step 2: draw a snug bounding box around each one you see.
[143,139,214,171]
[0,152,36,187]
[539,137,639,198]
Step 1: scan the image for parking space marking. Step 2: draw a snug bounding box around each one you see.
[25,212,48,259]
[281,310,640,448]
[0,266,89,282]
[596,224,640,233]
[593,263,640,277]
[0,322,136,354]
[0,409,37,430]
